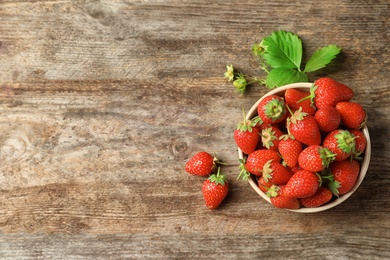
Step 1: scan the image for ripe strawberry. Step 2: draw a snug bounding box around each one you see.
[287,108,321,146]
[234,114,262,155]
[312,77,354,109]
[257,95,288,124]
[238,149,281,180]
[328,159,360,196]
[268,185,300,209]
[314,105,341,132]
[202,167,229,209]
[261,125,283,151]
[349,129,367,156]
[262,160,293,185]
[284,88,316,116]
[299,186,333,208]
[298,145,335,172]
[278,136,302,168]
[258,176,272,193]
[336,101,367,129]
[284,170,320,198]
[323,129,356,161]
[185,152,218,176]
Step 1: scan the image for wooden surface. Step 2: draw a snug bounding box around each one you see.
[0,0,389,259]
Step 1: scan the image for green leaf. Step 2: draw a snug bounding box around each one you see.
[262,30,303,70]
[304,45,341,72]
[265,68,308,89]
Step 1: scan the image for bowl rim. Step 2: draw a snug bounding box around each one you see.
[238,82,371,213]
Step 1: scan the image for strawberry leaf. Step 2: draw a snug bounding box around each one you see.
[304,45,341,72]
[262,30,303,70]
[265,68,308,89]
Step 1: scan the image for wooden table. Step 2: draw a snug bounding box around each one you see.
[0,1,389,259]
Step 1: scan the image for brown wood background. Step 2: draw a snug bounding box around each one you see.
[0,0,389,259]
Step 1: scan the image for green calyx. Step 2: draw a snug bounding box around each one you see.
[335,130,356,154]
[263,98,285,121]
[319,147,336,168]
[266,184,280,198]
[297,83,317,108]
[237,107,262,132]
[262,160,274,182]
[321,170,340,197]
[262,128,277,149]
[237,159,250,181]
[287,107,308,125]
[209,167,227,186]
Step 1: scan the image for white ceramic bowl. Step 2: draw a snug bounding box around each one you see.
[238,82,371,213]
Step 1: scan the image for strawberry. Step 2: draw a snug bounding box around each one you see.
[257,95,288,124]
[234,113,262,155]
[202,167,229,209]
[185,152,219,176]
[267,185,300,209]
[335,101,367,129]
[238,149,281,180]
[328,159,360,196]
[284,88,316,116]
[258,176,272,193]
[262,160,293,185]
[261,125,283,151]
[323,129,356,161]
[349,129,367,156]
[299,186,333,208]
[287,108,321,146]
[283,170,320,198]
[278,136,302,168]
[298,145,335,172]
[314,105,341,132]
[312,77,354,109]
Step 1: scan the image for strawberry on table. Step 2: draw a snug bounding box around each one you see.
[238,149,281,180]
[185,152,220,176]
[287,107,322,146]
[262,160,293,185]
[278,136,302,168]
[298,145,335,172]
[336,101,367,129]
[284,88,316,116]
[312,77,354,109]
[257,95,288,124]
[261,125,283,151]
[328,159,360,196]
[267,185,300,210]
[299,186,333,208]
[314,105,341,132]
[323,129,356,161]
[234,113,262,155]
[284,169,320,198]
[202,167,229,209]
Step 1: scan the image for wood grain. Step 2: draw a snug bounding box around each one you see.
[0,0,389,258]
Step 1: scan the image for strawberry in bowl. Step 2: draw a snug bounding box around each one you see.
[235,78,371,213]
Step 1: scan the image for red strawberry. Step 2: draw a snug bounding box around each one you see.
[336,101,367,129]
[314,105,341,132]
[261,125,283,151]
[299,186,333,208]
[328,159,360,196]
[185,152,218,176]
[278,136,302,167]
[284,170,320,198]
[202,167,229,209]
[284,88,316,116]
[287,108,321,146]
[234,113,262,155]
[257,95,288,124]
[323,129,356,161]
[262,160,294,185]
[349,129,367,156]
[238,149,281,180]
[298,145,335,172]
[258,176,272,193]
[312,77,354,109]
[267,185,300,210]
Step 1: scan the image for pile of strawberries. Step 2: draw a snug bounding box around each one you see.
[235,77,368,209]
